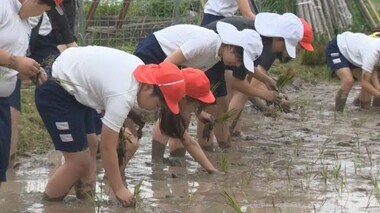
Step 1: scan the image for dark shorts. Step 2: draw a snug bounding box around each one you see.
[135,34,227,97]
[94,112,103,135]
[326,38,359,75]
[134,34,167,64]
[200,13,225,26]
[0,97,11,182]
[8,78,21,111]
[205,62,227,97]
[35,80,97,152]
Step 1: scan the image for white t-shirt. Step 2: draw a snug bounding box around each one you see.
[337,32,380,73]
[0,0,31,97]
[29,13,52,36]
[153,24,222,71]
[204,0,239,17]
[52,46,143,132]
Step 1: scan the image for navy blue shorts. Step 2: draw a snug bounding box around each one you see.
[205,62,227,97]
[200,13,225,26]
[135,34,227,98]
[326,38,359,75]
[35,80,97,152]
[0,97,11,182]
[94,112,103,135]
[134,34,167,64]
[8,78,21,111]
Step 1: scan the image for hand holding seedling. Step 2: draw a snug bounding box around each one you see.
[265,90,282,105]
[31,67,48,85]
[265,76,278,91]
[9,55,40,77]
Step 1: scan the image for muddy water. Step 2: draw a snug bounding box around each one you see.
[2,81,380,212]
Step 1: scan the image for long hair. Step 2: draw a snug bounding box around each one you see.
[152,85,186,140]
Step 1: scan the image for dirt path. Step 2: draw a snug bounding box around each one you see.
[1,80,380,212]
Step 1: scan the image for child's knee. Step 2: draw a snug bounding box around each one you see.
[341,79,354,92]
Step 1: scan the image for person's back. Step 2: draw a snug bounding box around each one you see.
[337,32,380,72]
[52,46,142,113]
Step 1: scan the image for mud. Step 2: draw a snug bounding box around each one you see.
[2,80,380,212]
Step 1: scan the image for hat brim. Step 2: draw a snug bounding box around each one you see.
[133,64,158,85]
[300,41,314,51]
[192,91,215,104]
[243,50,255,72]
[285,39,297,58]
[55,5,64,15]
[160,86,181,114]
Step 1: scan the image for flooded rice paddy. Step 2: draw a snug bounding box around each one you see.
[2,80,380,212]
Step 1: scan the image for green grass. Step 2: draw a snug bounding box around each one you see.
[18,87,52,154]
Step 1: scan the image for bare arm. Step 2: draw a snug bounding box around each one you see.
[100,125,134,207]
[0,48,40,77]
[236,0,256,19]
[164,49,187,65]
[181,131,218,173]
[361,71,380,97]
[249,66,278,91]
[370,70,380,90]
[232,77,281,103]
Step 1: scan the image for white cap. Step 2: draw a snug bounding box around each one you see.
[216,21,263,73]
[255,12,303,58]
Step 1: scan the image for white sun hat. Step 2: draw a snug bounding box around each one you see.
[255,12,303,58]
[216,21,263,73]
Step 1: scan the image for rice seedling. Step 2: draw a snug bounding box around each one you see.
[89,181,104,213]
[294,137,303,157]
[219,152,230,173]
[185,181,196,204]
[321,163,328,185]
[370,171,380,204]
[364,144,373,169]
[133,179,144,212]
[353,156,361,174]
[221,191,242,213]
[276,67,296,90]
[332,161,341,180]
[240,171,253,189]
[202,108,238,140]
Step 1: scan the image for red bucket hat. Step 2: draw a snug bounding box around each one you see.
[54,0,65,15]
[133,62,186,114]
[182,68,215,104]
[299,18,314,51]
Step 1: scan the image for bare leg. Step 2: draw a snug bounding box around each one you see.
[75,133,98,199]
[151,121,169,163]
[335,68,355,111]
[44,149,91,201]
[8,107,20,169]
[118,125,139,179]
[168,106,193,157]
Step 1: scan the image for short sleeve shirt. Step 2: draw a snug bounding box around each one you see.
[153,24,222,71]
[204,17,278,80]
[337,32,380,73]
[0,0,30,97]
[52,46,143,132]
[204,0,239,17]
